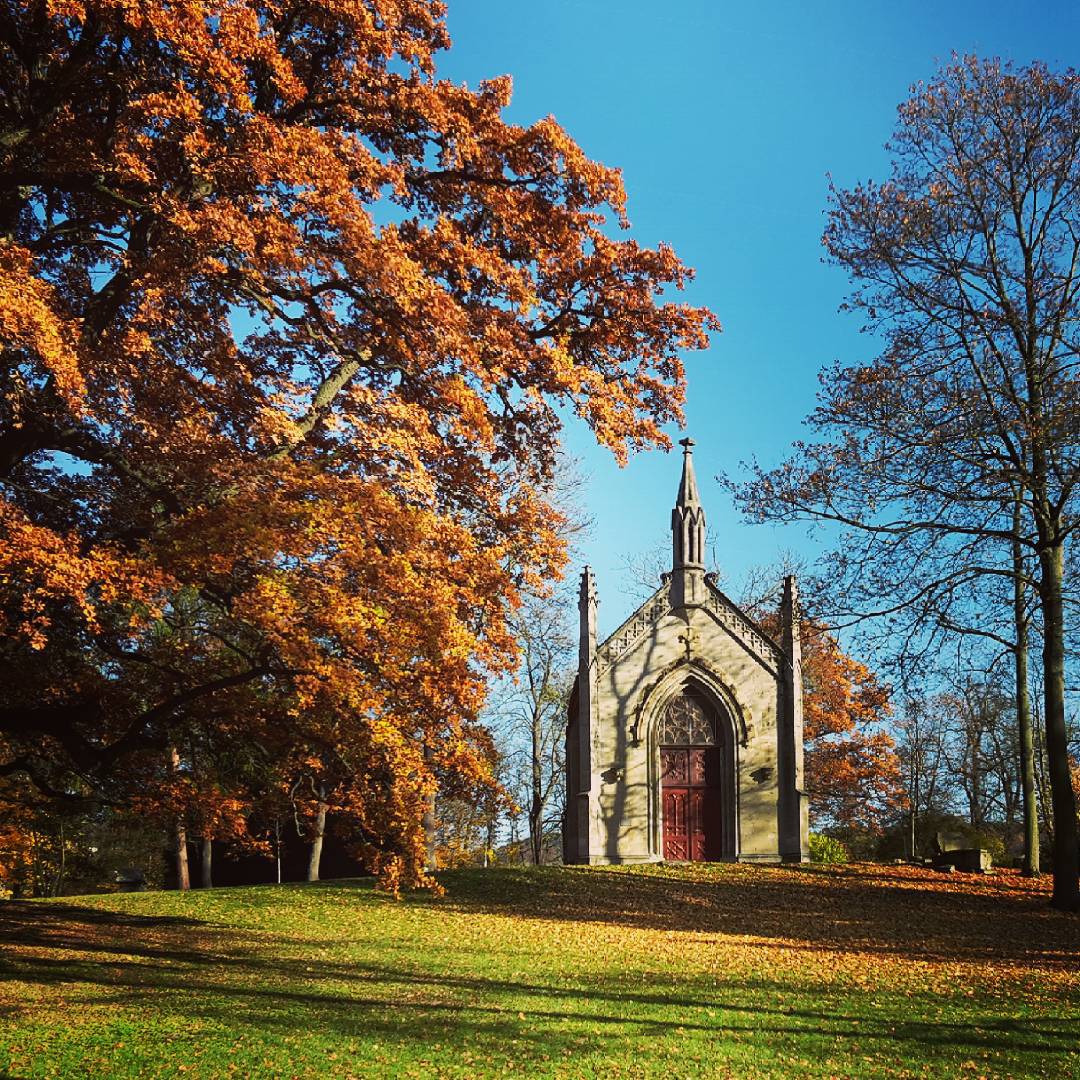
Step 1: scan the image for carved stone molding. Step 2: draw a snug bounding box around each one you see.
[701,588,781,674]
[596,592,669,674]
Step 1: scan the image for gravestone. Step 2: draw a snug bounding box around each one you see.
[932,831,992,873]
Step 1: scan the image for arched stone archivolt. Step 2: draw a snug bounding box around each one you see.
[637,665,742,861]
[634,661,749,750]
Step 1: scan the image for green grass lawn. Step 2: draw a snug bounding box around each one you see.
[1,862,1078,1078]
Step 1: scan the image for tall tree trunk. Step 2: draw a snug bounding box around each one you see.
[530,713,543,866]
[1012,504,1040,877]
[422,745,437,872]
[201,836,213,888]
[175,822,190,890]
[307,785,327,883]
[1038,539,1079,909]
[908,751,919,861]
[422,791,437,872]
[968,716,983,829]
[273,817,282,884]
[1033,716,1055,843]
[168,745,190,891]
[53,820,66,897]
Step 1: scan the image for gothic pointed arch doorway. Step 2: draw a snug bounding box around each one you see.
[659,686,736,860]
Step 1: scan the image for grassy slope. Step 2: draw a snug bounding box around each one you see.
[1,862,1078,1079]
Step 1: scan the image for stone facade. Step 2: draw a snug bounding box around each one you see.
[563,440,809,865]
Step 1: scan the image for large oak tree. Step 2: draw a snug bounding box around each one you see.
[0,0,716,886]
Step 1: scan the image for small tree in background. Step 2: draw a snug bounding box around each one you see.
[742,572,904,839]
[492,590,575,865]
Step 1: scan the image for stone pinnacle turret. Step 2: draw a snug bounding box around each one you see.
[672,437,705,571]
[670,437,707,606]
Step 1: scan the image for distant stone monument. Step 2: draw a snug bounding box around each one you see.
[563,439,809,864]
[114,867,147,892]
[932,831,993,874]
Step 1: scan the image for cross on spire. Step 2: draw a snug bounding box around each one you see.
[678,624,698,663]
[676,437,700,510]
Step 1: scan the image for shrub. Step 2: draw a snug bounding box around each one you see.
[968,830,1008,867]
[809,833,850,864]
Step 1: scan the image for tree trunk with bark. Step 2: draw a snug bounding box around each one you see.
[422,745,437,873]
[307,786,327,883]
[169,745,190,891]
[273,817,282,884]
[1012,507,1040,877]
[1037,540,1079,909]
[422,792,437,872]
[201,836,213,888]
[175,823,190,890]
[53,821,66,897]
[530,715,544,865]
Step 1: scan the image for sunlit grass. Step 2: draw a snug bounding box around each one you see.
[1,862,1078,1078]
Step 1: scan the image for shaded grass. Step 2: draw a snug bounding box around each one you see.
[1,862,1078,1078]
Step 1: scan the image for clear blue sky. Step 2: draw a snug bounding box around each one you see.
[439,1,1080,636]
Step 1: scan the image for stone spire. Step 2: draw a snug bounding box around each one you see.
[670,437,707,607]
[568,565,600,863]
[676,436,701,514]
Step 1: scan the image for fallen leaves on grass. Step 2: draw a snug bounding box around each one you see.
[0,864,1077,1079]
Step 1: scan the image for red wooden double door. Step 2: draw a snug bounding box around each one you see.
[661,745,732,861]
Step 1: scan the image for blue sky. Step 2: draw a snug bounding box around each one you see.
[439,1,1080,635]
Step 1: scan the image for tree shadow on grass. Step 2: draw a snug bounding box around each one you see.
[422,865,1080,970]
[0,900,207,936]
[2,927,1078,1073]
[6,866,1076,973]
[2,873,1079,1076]
[0,900,220,973]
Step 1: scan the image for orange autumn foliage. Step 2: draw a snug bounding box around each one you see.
[0,781,35,897]
[800,621,904,831]
[756,610,904,832]
[0,0,717,886]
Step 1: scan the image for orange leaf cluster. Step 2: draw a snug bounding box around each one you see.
[757,613,904,832]
[800,621,904,831]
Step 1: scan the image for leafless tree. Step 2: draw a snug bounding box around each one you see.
[491,589,574,864]
[733,59,1080,907]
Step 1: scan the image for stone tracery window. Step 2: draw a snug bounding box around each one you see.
[659,691,716,745]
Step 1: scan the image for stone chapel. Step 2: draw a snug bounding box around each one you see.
[563,439,809,864]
